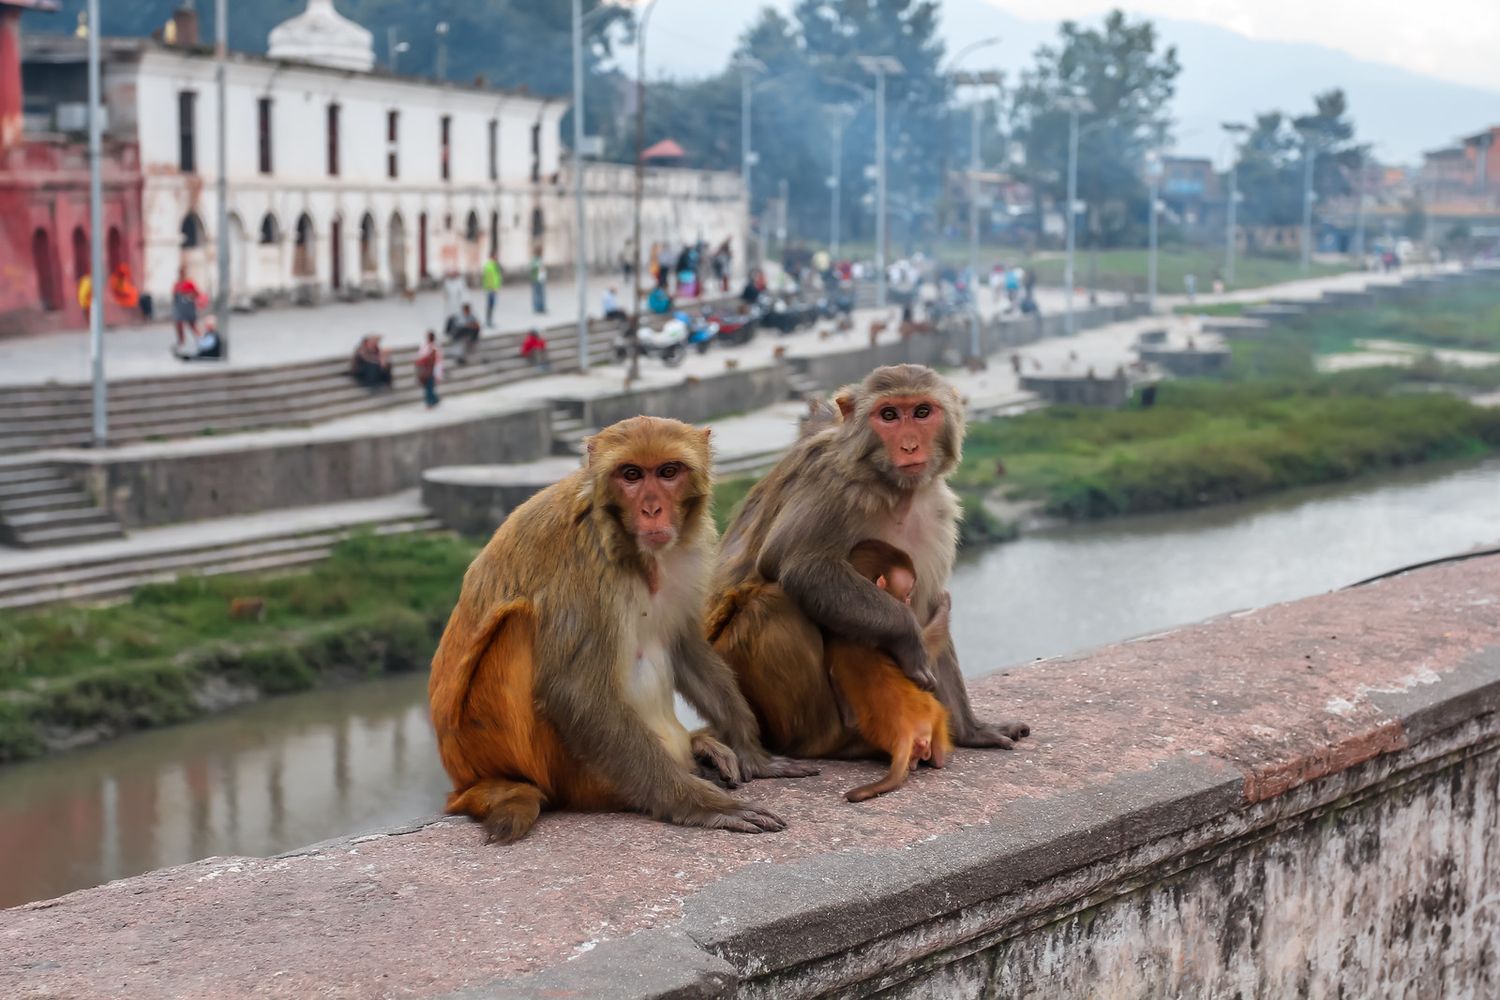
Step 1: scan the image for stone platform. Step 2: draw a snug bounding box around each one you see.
[4,553,1498,998]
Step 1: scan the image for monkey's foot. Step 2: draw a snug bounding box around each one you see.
[680,800,788,834]
[954,719,1030,749]
[740,751,821,780]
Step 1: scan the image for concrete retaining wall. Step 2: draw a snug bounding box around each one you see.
[7,551,1497,1000]
[66,404,552,529]
[569,364,790,430]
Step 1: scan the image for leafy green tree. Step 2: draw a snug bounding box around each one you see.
[1233,89,1358,236]
[1008,10,1180,248]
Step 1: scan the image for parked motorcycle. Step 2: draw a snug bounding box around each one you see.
[614,316,687,367]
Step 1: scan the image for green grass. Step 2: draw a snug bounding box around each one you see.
[1174,300,1263,318]
[953,368,1500,521]
[1024,248,1349,294]
[1303,285,1500,354]
[0,532,479,763]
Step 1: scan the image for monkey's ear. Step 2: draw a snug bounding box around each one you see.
[585,436,597,466]
[835,392,856,420]
[699,427,711,443]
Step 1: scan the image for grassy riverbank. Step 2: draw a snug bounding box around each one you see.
[1305,284,1500,354]
[0,532,476,763]
[1023,249,1348,293]
[956,365,1500,520]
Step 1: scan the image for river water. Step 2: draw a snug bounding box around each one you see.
[3,459,1498,908]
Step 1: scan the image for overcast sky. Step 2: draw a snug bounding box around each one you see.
[995,0,1500,92]
[645,0,1500,94]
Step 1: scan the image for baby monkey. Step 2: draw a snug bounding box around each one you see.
[827,539,955,802]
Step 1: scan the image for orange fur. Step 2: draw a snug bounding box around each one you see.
[827,646,952,802]
[429,599,619,841]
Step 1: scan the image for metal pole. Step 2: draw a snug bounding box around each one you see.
[741,69,752,246]
[215,0,229,358]
[571,0,587,372]
[1147,159,1158,311]
[1226,160,1238,286]
[86,0,106,447]
[435,22,448,81]
[1301,134,1315,273]
[628,2,654,383]
[967,99,980,360]
[830,115,842,258]
[1353,146,1366,262]
[1064,106,1079,335]
[874,67,887,309]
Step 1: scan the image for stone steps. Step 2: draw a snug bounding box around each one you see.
[0,330,618,456]
[0,462,123,548]
[0,513,442,610]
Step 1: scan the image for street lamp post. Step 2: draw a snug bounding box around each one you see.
[829,110,846,258]
[943,38,1000,362]
[1221,121,1248,288]
[434,21,449,80]
[86,0,105,446]
[1300,130,1318,273]
[215,0,230,358]
[1352,142,1371,263]
[1057,94,1093,336]
[858,56,903,309]
[1145,150,1161,311]
[571,0,587,371]
[734,56,764,276]
[627,0,658,383]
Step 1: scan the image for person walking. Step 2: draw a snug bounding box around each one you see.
[171,266,203,348]
[529,248,547,314]
[415,330,443,408]
[481,253,503,328]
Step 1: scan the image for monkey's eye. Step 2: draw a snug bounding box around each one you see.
[658,463,681,480]
[914,403,932,419]
[879,406,900,422]
[621,465,644,482]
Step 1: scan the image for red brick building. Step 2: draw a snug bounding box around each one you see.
[0,0,143,336]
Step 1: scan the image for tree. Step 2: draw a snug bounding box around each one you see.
[1008,10,1180,248]
[1234,89,1358,236]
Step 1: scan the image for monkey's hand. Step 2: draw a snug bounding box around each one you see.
[691,730,745,789]
[892,628,937,693]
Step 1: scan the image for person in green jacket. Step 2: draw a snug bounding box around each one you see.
[482,253,503,328]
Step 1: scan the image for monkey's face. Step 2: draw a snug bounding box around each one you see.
[867,396,947,486]
[611,459,693,551]
[877,567,916,605]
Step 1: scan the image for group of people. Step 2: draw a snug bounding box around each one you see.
[988,263,1039,316]
[623,238,733,301]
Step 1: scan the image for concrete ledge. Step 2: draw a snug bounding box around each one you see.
[58,402,553,529]
[5,554,1499,998]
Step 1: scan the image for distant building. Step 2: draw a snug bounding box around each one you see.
[1157,156,1223,239]
[0,0,144,336]
[7,0,746,330]
[1419,124,1500,215]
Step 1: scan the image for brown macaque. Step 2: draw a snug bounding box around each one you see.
[709,364,1029,756]
[429,416,816,845]
[828,540,954,801]
[228,597,266,622]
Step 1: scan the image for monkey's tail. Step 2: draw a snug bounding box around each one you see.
[446,778,547,845]
[845,741,914,803]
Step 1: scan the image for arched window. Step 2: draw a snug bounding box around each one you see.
[71,226,89,283]
[464,210,480,243]
[106,226,124,274]
[293,213,315,278]
[530,207,545,238]
[359,212,377,275]
[181,214,204,249]
[259,213,280,245]
[32,227,61,311]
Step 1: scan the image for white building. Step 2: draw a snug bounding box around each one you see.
[26,0,746,307]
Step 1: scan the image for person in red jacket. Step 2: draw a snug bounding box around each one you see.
[171,267,204,348]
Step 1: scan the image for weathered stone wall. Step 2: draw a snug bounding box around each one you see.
[70,402,551,528]
[4,554,1497,1000]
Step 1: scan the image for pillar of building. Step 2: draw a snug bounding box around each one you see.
[0,7,24,148]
